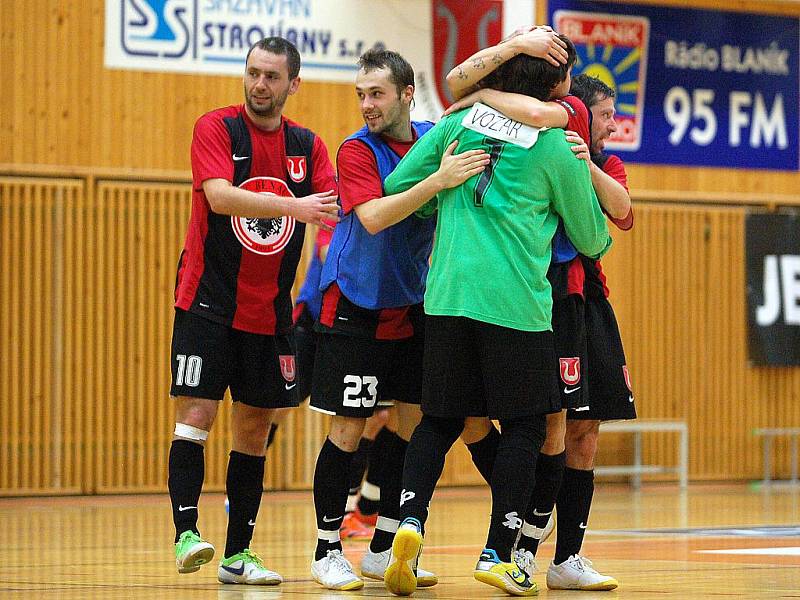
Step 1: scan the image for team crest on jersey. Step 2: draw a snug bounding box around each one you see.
[622,365,632,391]
[553,10,650,151]
[559,357,581,386]
[279,355,296,382]
[231,176,296,255]
[286,156,307,183]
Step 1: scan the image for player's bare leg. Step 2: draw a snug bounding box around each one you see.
[547,418,617,591]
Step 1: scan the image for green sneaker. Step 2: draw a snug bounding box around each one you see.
[175,530,215,574]
[218,549,282,585]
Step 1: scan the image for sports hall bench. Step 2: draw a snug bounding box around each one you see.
[753,428,800,486]
[595,420,689,489]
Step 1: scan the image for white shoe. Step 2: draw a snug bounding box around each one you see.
[217,549,282,585]
[311,549,364,591]
[546,554,618,591]
[361,547,438,587]
[540,513,555,544]
[512,548,537,581]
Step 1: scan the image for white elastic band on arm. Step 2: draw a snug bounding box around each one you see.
[174,423,209,441]
[375,516,399,533]
[317,528,341,542]
[360,481,380,500]
[521,520,546,539]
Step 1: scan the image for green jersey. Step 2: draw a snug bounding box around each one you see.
[384,102,611,332]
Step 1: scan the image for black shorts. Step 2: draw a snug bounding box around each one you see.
[422,315,559,420]
[309,328,424,418]
[169,308,299,409]
[568,295,636,421]
[292,308,318,401]
[552,294,588,411]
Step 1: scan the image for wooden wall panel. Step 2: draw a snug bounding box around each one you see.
[0,178,85,495]
[596,203,800,481]
[3,174,800,495]
[0,1,363,172]
[88,182,189,492]
[2,0,800,495]
[0,0,798,206]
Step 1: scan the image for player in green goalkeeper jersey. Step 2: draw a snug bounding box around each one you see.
[379,38,612,597]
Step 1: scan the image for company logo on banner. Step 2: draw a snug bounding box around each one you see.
[554,11,648,151]
[108,0,392,81]
[106,1,533,119]
[548,0,799,170]
[746,213,800,366]
[119,0,193,59]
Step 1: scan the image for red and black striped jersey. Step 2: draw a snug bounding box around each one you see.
[174,105,337,334]
[549,153,632,300]
[584,154,632,299]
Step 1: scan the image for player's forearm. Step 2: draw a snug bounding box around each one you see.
[356,175,444,235]
[568,214,612,259]
[446,41,519,100]
[589,163,631,220]
[556,170,612,259]
[477,89,566,129]
[206,184,290,218]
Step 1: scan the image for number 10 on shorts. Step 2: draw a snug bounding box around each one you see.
[175,354,202,387]
[343,375,378,408]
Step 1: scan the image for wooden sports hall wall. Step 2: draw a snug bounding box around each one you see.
[1,0,799,495]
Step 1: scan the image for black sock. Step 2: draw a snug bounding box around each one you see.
[347,437,373,506]
[554,467,594,564]
[224,451,265,558]
[359,427,393,515]
[265,422,279,450]
[399,415,463,531]
[313,438,354,560]
[518,451,566,554]
[466,424,500,484]
[168,439,205,542]
[369,434,408,553]
[485,416,546,562]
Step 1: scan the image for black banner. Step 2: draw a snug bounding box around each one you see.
[746,212,800,366]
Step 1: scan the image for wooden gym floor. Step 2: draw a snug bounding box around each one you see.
[2,483,799,599]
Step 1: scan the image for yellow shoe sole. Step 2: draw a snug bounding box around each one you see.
[384,528,422,596]
[417,573,438,587]
[474,568,539,596]
[362,570,437,587]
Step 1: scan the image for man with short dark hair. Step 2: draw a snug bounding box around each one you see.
[308,48,489,590]
[167,36,339,586]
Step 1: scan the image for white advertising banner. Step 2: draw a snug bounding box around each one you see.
[105,0,534,120]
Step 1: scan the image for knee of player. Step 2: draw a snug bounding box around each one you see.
[328,416,367,452]
[420,414,466,444]
[174,422,211,445]
[460,417,493,445]
[541,432,566,455]
[173,395,217,431]
[565,421,600,458]
[544,411,567,445]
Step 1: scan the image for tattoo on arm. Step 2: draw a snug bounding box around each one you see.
[471,57,486,70]
[456,66,468,80]
[491,53,503,65]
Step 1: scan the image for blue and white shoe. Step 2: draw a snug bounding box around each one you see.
[473,547,538,596]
